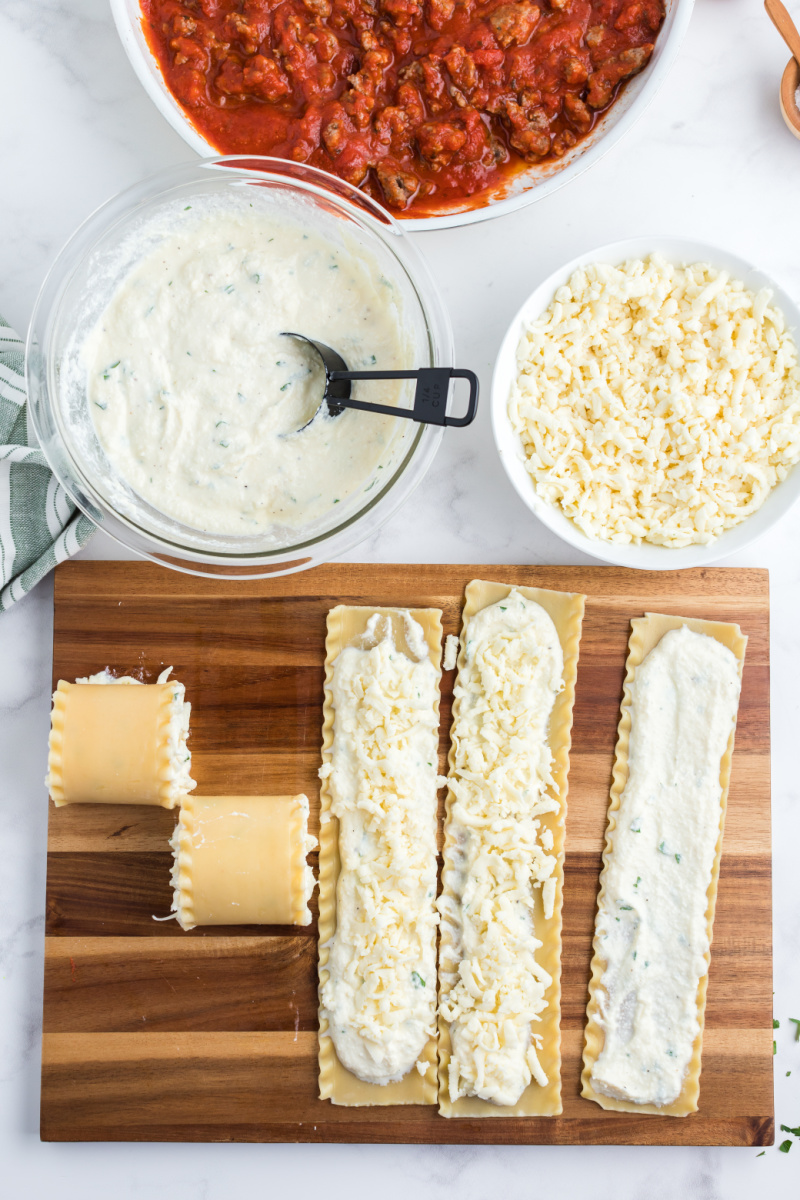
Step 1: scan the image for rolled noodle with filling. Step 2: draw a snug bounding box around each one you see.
[46,668,195,809]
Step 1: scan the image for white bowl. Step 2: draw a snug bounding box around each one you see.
[110,0,695,232]
[491,236,800,569]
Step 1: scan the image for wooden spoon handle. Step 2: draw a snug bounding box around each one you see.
[765,0,800,64]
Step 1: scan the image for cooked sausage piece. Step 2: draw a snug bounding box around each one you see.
[488,3,542,50]
[416,120,468,169]
[587,44,653,109]
[375,160,422,207]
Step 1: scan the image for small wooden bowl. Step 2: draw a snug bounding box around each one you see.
[780,55,800,138]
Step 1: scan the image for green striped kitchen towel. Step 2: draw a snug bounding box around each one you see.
[0,315,94,611]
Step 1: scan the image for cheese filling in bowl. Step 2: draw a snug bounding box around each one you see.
[27,158,453,577]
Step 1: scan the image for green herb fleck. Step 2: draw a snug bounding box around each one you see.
[184,205,192,210]
[779,1141,792,1154]
[252,274,260,284]
[219,440,230,448]
[333,498,340,503]
[756,1151,765,1157]
[94,401,107,410]
[774,1019,780,1029]
[675,853,681,864]
[109,361,120,369]
[216,420,227,428]
[369,354,377,364]
[788,1071,792,1077]
[619,904,632,910]
[774,1040,777,1055]
[499,606,507,611]
[790,1018,800,1041]
[634,876,641,888]
[280,382,291,391]
[411,971,425,988]
[781,1124,800,1137]
[224,284,235,294]
[630,820,641,833]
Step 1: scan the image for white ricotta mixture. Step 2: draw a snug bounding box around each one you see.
[319,615,440,1085]
[590,625,742,1107]
[82,203,412,537]
[439,591,564,1106]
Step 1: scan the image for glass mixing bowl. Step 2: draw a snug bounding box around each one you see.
[27,157,453,578]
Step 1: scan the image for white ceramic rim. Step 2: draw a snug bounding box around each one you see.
[491,235,800,570]
[110,0,695,232]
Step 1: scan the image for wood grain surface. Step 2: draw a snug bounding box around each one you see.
[41,561,773,1145]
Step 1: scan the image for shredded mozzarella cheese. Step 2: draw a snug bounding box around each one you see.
[508,255,800,547]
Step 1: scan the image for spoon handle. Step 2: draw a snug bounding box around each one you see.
[765,0,800,64]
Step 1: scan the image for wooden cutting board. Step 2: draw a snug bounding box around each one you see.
[41,561,773,1145]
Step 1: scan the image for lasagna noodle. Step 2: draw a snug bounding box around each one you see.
[318,606,443,1106]
[581,613,747,1116]
[438,580,585,1117]
[170,794,316,930]
[47,676,194,808]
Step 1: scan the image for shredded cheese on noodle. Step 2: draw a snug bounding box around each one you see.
[439,591,563,1106]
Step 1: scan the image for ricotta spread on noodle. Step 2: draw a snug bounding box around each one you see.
[439,590,564,1106]
[82,203,412,537]
[589,626,741,1107]
[319,614,440,1085]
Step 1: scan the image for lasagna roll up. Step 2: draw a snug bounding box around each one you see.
[170,794,317,930]
[46,669,195,809]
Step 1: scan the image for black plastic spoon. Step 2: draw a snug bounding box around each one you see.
[282,333,479,434]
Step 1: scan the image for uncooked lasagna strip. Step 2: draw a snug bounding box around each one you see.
[318,606,442,1106]
[582,614,746,1116]
[438,581,584,1117]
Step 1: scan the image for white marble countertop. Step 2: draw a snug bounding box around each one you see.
[2,0,800,1194]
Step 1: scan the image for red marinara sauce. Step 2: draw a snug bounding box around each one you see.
[141,0,665,215]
